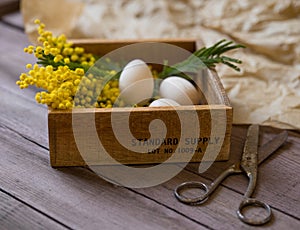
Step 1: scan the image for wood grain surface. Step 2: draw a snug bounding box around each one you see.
[0,8,299,230]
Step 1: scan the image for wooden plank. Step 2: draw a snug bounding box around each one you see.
[0,191,66,230]
[0,125,206,230]
[1,11,24,29]
[0,22,49,147]
[0,22,37,100]
[0,85,48,146]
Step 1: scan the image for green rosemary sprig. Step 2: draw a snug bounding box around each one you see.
[158,39,245,79]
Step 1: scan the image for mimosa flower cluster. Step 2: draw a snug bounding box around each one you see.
[17,19,121,109]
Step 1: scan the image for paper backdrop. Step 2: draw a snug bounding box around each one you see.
[21,0,300,129]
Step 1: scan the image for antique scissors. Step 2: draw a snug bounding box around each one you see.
[174,125,288,225]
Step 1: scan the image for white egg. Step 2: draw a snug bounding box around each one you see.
[159,76,201,105]
[149,98,180,107]
[119,59,154,104]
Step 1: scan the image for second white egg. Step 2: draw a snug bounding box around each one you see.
[119,59,154,105]
[159,76,201,105]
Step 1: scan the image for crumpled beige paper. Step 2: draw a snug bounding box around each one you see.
[21,0,300,130]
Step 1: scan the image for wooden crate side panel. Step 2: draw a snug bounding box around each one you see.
[49,106,232,167]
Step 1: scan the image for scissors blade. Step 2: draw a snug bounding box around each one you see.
[258,130,288,165]
[241,124,259,171]
[240,124,260,198]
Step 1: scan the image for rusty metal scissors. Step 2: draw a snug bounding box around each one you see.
[174,125,288,225]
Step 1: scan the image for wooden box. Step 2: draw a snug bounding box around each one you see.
[48,39,232,167]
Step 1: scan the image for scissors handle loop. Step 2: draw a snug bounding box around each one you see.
[237,198,272,225]
[174,164,240,205]
[174,181,209,204]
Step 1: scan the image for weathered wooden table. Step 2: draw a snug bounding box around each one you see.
[1,5,299,230]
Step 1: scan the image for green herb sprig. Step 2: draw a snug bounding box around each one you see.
[159,39,245,79]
